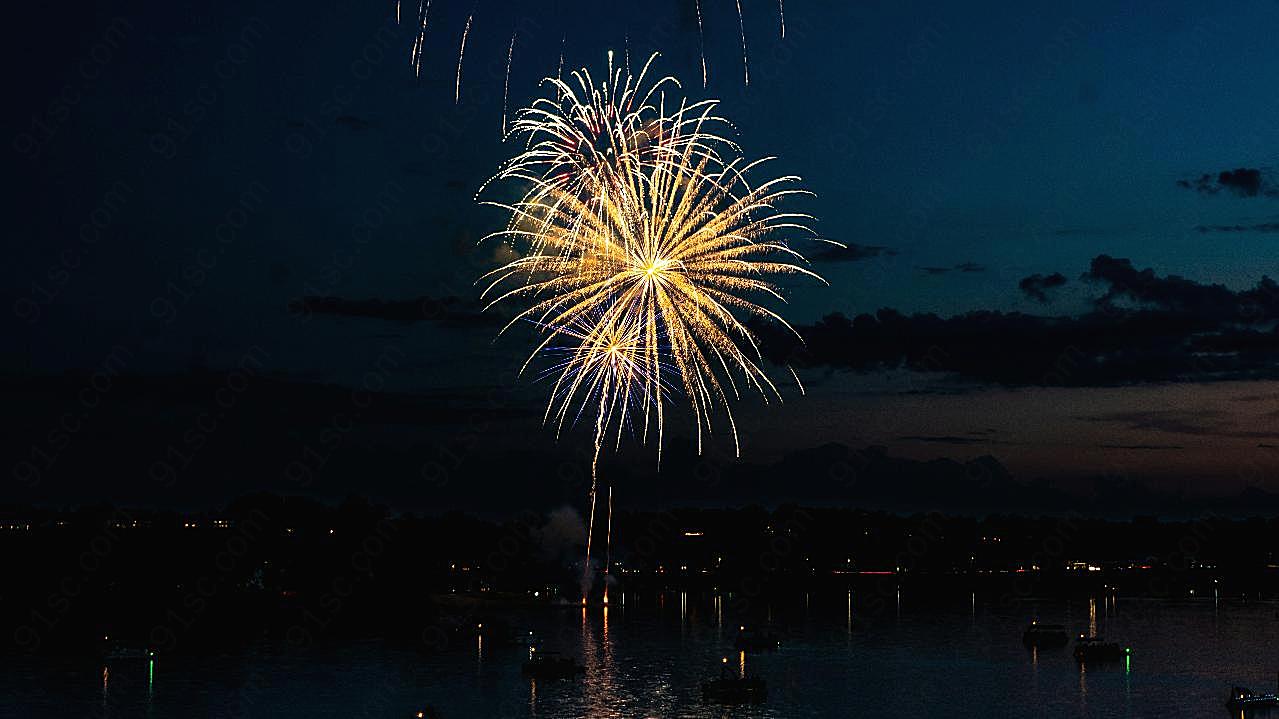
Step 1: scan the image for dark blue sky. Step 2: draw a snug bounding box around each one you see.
[5,0,1279,507]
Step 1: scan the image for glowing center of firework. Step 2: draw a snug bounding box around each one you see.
[642,258,671,280]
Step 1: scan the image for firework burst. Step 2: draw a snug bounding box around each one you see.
[481,56,828,466]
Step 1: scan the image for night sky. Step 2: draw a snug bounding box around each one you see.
[6,0,1279,512]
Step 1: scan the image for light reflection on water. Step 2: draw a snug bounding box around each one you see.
[6,590,1279,718]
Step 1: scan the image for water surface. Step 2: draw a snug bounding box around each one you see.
[6,591,1279,718]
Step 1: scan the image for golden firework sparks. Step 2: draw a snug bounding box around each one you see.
[481,56,830,464]
[480,53,737,260]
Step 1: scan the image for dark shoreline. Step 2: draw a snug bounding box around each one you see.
[3,495,1276,656]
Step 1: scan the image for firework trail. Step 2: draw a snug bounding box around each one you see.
[455,10,473,103]
[735,0,750,86]
[557,35,566,82]
[401,2,787,95]
[695,0,708,87]
[502,32,516,134]
[409,0,432,77]
[604,483,614,604]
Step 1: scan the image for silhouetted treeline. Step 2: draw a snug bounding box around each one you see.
[2,495,1276,654]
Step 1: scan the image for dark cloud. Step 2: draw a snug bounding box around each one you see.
[1113,413,1208,435]
[897,435,994,445]
[5,369,1277,516]
[1234,392,1279,402]
[286,295,502,328]
[1081,409,1279,441]
[916,262,985,275]
[1099,444,1185,450]
[1018,272,1068,302]
[809,243,898,262]
[1194,222,1279,233]
[1082,254,1279,317]
[754,256,1279,386]
[500,441,1279,516]
[1051,225,1140,237]
[335,114,371,131]
[1217,168,1264,196]
[1177,167,1279,198]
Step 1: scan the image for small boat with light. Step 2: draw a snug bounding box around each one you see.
[521,649,583,679]
[703,671,767,705]
[101,637,155,661]
[1022,621,1068,647]
[105,647,154,660]
[702,656,767,704]
[1073,635,1127,662]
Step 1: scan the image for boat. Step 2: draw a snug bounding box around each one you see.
[521,649,583,679]
[1022,621,1068,647]
[702,676,767,704]
[1073,635,1127,662]
[103,644,155,661]
[734,626,781,652]
[1227,684,1279,711]
[105,647,154,660]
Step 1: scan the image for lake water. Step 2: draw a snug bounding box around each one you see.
[5,590,1279,718]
